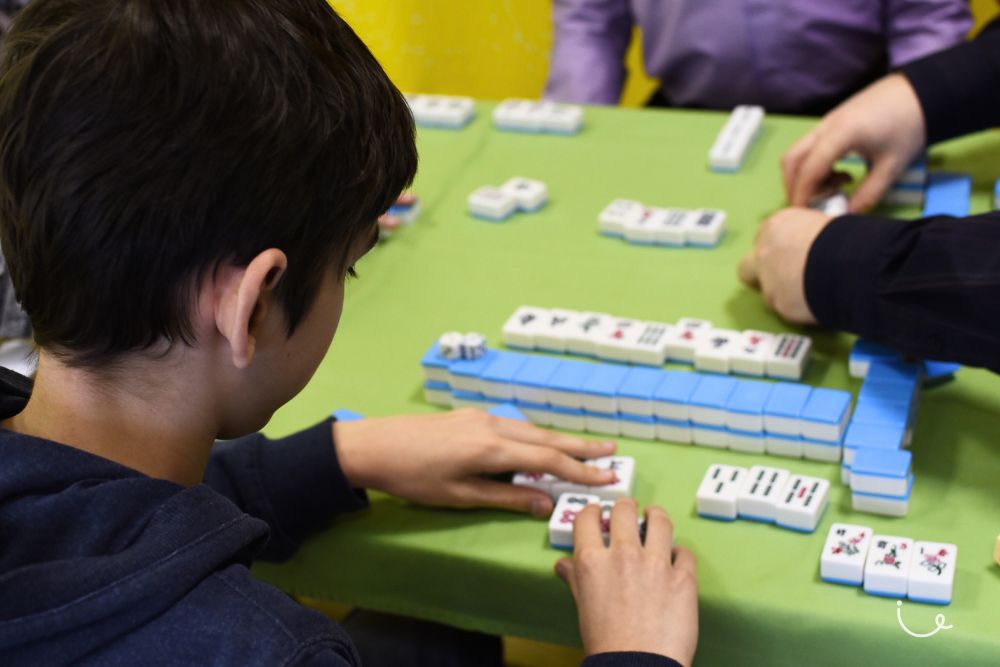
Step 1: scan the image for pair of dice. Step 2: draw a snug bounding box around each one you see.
[439,331,487,361]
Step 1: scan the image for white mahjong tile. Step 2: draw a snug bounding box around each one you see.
[820,523,873,586]
[598,199,644,236]
[686,209,727,246]
[624,207,668,245]
[651,208,696,246]
[665,318,714,362]
[467,186,517,221]
[586,456,635,500]
[729,330,776,376]
[736,466,790,522]
[864,535,915,597]
[501,177,548,212]
[909,541,957,604]
[627,321,672,365]
[693,328,740,374]
[512,471,556,495]
[565,312,613,356]
[695,463,747,521]
[774,474,828,533]
[501,306,550,349]
[548,492,600,549]
[532,308,581,353]
[593,318,644,362]
[765,334,812,380]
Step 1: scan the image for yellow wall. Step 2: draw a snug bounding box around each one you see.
[971,0,999,33]
[333,0,998,107]
[330,0,657,106]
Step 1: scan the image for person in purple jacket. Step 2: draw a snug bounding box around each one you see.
[0,1,697,666]
[545,0,972,114]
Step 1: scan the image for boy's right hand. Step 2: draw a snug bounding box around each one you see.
[555,501,698,667]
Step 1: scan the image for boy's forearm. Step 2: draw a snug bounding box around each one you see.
[204,419,368,562]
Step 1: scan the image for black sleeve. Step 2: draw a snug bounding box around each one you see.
[203,418,369,562]
[804,212,1000,373]
[582,652,683,667]
[902,17,1000,144]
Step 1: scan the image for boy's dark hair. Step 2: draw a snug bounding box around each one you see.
[0,0,416,366]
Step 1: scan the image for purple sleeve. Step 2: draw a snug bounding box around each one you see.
[884,0,972,67]
[544,0,634,105]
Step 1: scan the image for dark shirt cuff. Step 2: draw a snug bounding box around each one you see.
[582,652,682,667]
[901,27,1000,144]
[805,214,905,336]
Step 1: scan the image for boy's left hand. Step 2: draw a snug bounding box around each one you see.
[333,409,618,518]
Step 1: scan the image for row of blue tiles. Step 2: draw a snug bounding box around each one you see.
[842,345,923,486]
[922,172,972,218]
[426,381,844,449]
[422,341,852,437]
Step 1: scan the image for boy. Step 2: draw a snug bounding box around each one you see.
[0,1,697,666]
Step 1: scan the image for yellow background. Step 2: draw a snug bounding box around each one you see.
[332,0,999,108]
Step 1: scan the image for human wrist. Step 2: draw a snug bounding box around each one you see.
[332,418,380,490]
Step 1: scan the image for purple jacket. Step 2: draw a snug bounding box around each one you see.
[545,0,972,113]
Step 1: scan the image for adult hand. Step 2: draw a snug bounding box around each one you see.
[334,409,618,517]
[738,207,835,325]
[555,501,698,666]
[783,74,926,213]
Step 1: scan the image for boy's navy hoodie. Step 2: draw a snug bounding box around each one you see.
[0,368,366,665]
[0,368,678,667]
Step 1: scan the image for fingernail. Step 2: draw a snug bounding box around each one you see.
[531,498,550,518]
[600,441,615,453]
[554,561,566,577]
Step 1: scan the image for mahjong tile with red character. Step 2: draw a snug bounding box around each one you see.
[908,541,957,605]
[548,492,600,550]
[820,523,873,586]
[864,534,914,598]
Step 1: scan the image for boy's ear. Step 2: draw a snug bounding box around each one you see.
[214,249,288,369]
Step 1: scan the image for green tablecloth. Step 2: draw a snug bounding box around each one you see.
[254,103,1000,666]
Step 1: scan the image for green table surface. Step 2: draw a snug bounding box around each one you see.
[254,102,1000,666]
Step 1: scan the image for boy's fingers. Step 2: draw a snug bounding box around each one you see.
[458,479,554,517]
[554,557,578,595]
[609,498,640,547]
[642,505,675,557]
[573,503,604,550]
[492,417,616,459]
[672,546,698,576]
[486,441,616,486]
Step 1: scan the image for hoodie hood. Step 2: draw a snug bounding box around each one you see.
[0,368,269,664]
